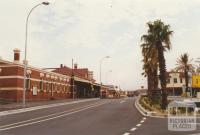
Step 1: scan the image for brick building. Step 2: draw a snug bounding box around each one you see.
[0,49,119,102]
[0,49,71,102]
[52,63,100,98]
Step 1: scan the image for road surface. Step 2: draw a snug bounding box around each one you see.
[0,98,200,135]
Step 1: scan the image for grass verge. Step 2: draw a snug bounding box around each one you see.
[139,95,167,115]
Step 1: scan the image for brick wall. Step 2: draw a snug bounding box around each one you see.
[0,62,71,102]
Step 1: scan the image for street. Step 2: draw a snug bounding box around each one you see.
[0,98,200,135]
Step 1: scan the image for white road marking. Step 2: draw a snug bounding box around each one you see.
[136,124,141,127]
[143,117,146,120]
[140,120,144,123]
[0,102,108,131]
[130,127,137,131]
[0,101,105,129]
[123,132,130,135]
[0,98,99,116]
[120,100,125,103]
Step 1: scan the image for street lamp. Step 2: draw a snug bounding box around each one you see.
[99,56,110,98]
[23,2,50,108]
[105,70,112,84]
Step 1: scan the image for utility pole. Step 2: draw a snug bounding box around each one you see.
[72,59,75,99]
[99,56,110,98]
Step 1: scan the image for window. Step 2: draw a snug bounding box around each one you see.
[180,78,183,83]
[60,84,62,91]
[51,83,54,91]
[54,84,57,91]
[65,86,68,92]
[26,74,31,90]
[174,78,178,83]
[167,79,170,84]
[46,82,49,91]
[196,79,199,84]
[40,80,43,91]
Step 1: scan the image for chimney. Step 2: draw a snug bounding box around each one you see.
[13,48,20,62]
[74,63,78,69]
[60,64,63,68]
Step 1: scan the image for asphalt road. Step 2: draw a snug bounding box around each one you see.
[0,98,200,135]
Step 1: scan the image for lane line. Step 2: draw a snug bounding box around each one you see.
[140,120,144,123]
[143,117,146,120]
[0,98,99,116]
[136,124,141,127]
[0,102,109,131]
[0,101,105,129]
[130,127,137,131]
[123,132,130,135]
[120,101,125,104]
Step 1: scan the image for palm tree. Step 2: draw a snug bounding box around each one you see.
[141,19,173,109]
[176,53,195,92]
[141,42,158,100]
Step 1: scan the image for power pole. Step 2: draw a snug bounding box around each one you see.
[72,59,75,99]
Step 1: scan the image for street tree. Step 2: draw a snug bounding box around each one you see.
[141,19,173,109]
[175,53,195,92]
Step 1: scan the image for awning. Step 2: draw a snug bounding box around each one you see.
[74,76,91,83]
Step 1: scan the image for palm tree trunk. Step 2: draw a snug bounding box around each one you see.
[185,69,189,92]
[153,67,158,90]
[157,41,168,110]
[147,72,153,100]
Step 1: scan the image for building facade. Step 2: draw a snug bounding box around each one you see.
[0,49,119,102]
[158,71,194,96]
[52,63,100,98]
[192,75,200,97]
[0,49,71,102]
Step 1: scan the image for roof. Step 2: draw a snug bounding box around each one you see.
[52,66,91,81]
[0,59,70,78]
[166,71,185,78]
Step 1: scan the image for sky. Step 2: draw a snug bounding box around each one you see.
[0,0,200,90]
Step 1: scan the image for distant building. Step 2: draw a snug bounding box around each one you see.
[158,71,192,96]
[126,91,135,97]
[107,85,119,98]
[192,75,200,88]
[192,75,200,97]
[52,63,100,98]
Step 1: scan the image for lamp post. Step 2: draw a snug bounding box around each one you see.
[23,2,49,108]
[172,77,175,97]
[105,70,112,84]
[99,56,110,98]
[71,58,75,99]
